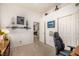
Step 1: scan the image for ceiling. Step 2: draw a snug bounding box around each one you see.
[15,3,61,13]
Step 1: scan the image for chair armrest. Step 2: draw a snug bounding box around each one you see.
[67,46,75,51]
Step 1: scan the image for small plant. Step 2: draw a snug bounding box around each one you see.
[0,29,9,40]
[0,29,5,35]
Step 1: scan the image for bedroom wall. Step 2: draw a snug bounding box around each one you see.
[39,4,79,49]
[0,4,41,48]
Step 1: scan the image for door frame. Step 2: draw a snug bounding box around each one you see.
[33,22,39,42]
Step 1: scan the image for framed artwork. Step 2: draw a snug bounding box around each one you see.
[17,16,24,25]
[49,31,54,36]
[47,20,55,28]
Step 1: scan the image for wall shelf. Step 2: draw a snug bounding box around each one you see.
[6,26,31,30]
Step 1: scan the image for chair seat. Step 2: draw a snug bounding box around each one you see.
[59,50,70,56]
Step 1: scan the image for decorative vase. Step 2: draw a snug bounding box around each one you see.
[0,35,4,41]
[0,35,4,47]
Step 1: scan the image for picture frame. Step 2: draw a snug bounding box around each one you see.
[17,16,24,25]
[47,20,55,28]
[49,31,54,36]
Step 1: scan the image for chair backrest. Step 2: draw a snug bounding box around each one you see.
[53,32,65,52]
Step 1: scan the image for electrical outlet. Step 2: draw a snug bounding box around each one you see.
[19,41,22,44]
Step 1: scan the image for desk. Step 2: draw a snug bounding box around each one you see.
[0,40,10,56]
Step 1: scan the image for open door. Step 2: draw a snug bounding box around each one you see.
[33,22,39,43]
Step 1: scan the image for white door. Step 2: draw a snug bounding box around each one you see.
[59,12,79,50]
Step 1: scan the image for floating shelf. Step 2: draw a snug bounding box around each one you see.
[6,26,31,30]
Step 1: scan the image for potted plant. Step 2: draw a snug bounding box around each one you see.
[0,29,5,41]
[0,28,9,41]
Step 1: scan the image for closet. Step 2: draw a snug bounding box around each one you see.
[59,12,79,49]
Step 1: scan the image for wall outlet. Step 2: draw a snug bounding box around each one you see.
[19,41,22,44]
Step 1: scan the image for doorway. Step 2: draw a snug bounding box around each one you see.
[33,22,39,43]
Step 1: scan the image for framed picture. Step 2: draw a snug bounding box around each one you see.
[17,16,24,25]
[49,31,54,36]
[47,20,55,28]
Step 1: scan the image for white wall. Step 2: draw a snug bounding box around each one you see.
[39,4,79,49]
[0,4,41,48]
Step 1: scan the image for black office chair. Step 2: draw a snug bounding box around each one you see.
[53,32,75,56]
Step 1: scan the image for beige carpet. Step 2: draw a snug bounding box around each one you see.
[11,42,56,56]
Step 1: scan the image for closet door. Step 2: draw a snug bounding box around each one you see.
[74,12,79,46]
[59,12,79,50]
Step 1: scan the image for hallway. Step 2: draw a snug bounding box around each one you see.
[11,41,55,56]
[0,3,79,56]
